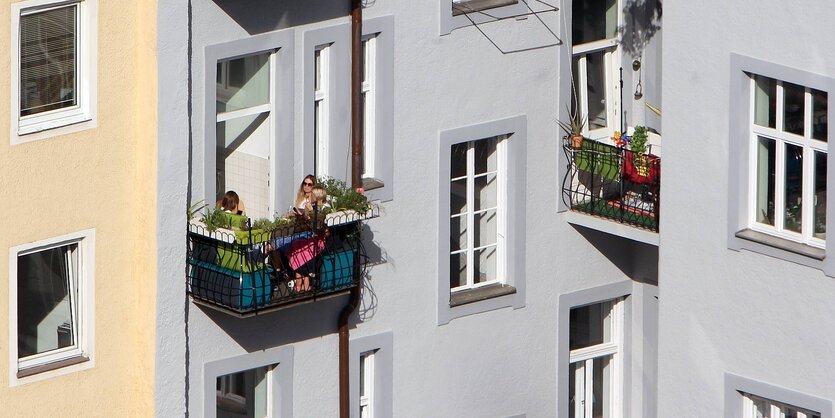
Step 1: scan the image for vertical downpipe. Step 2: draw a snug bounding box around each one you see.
[340,1,363,418]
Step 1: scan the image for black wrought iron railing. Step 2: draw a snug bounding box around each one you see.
[562,138,660,232]
[186,208,378,316]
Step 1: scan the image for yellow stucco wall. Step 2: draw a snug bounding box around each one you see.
[0,0,157,416]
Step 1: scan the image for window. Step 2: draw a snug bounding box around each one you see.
[361,35,377,183]
[12,0,96,141]
[204,346,293,418]
[10,229,94,383]
[359,350,375,418]
[449,135,506,292]
[749,74,827,247]
[217,364,276,418]
[743,393,821,418]
[314,44,331,178]
[350,332,392,418]
[571,0,619,137]
[569,298,623,418]
[216,52,274,220]
[438,115,526,324]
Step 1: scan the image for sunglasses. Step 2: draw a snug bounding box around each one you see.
[303,182,314,186]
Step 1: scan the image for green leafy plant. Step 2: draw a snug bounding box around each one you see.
[317,176,371,213]
[187,200,206,221]
[630,125,649,156]
[202,207,228,231]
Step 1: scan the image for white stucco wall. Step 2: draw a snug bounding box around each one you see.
[660,2,835,417]
[157,0,661,416]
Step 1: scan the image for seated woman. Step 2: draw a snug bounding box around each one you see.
[286,227,330,293]
[217,190,246,216]
[284,175,316,218]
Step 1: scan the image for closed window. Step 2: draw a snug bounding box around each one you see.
[569,298,623,418]
[743,393,821,418]
[361,35,377,182]
[749,74,827,247]
[449,135,506,292]
[314,44,331,177]
[359,350,376,418]
[13,0,96,140]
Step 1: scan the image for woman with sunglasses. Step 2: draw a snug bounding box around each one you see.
[293,174,316,214]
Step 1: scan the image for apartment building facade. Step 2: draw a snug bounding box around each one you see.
[659,2,835,417]
[0,0,158,415]
[156,0,663,417]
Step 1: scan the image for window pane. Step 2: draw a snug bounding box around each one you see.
[569,362,581,418]
[569,301,613,350]
[586,51,608,130]
[815,151,826,240]
[475,173,498,210]
[20,5,77,117]
[216,52,270,113]
[756,136,776,226]
[754,75,776,128]
[813,89,827,141]
[475,210,497,247]
[474,246,497,284]
[592,356,613,418]
[314,48,322,90]
[450,179,468,215]
[475,137,498,174]
[216,366,271,417]
[784,143,803,233]
[18,245,76,359]
[450,253,467,289]
[451,142,468,179]
[751,397,769,418]
[783,82,805,136]
[450,215,467,251]
[572,0,617,45]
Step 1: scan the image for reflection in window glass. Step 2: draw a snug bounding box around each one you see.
[572,0,617,45]
[585,50,608,130]
[216,53,270,113]
[20,5,78,117]
[449,136,505,291]
[814,151,826,240]
[783,82,805,136]
[784,143,803,233]
[812,89,827,141]
[18,244,78,359]
[569,300,613,351]
[756,137,776,226]
[216,365,274,418]
[754,75,776,129]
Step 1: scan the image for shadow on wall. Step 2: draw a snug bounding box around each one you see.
[212,0,350,35]
[618,0,662,57]
[572,224,659,285]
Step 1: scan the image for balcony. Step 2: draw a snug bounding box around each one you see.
[562,138,660,239]
[186,209,377,317]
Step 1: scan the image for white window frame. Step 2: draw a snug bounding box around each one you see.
[747,75,827,248]
[742,392,822,418]
[361,34,377,180]
[216,364,276,417]
[11,0,97,144]
[8,228,95,385]
[570,0,622,141]
[314,44,331,178]
[449,135,507,293]
[568,298,624,418]
[359,350,376,418]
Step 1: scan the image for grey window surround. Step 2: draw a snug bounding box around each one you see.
[727,53,835,276]
[724,373,833,418]
[438,0,530,35]
[204,29,296,212]
[349,332,393,418]
[203,345,294,418]
[437,115,527,325]
[556,281,633,418]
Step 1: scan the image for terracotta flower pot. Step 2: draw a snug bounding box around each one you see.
[570,134,583,149]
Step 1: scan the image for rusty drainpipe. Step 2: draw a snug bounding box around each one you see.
[339,0,363,417]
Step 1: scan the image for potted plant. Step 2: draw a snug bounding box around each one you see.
[623,125,659,184]
[557,105,587,149]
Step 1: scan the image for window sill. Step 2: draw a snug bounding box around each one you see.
[361,177,385,191]
[450,284,517,307]
[17,355,89,379]
[735,229,825,260]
